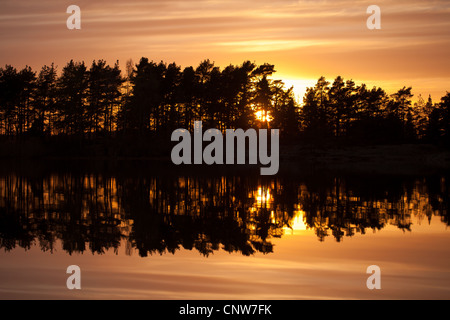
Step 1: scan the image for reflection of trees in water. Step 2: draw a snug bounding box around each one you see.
[299,176,447,242]
[0,172,448,256]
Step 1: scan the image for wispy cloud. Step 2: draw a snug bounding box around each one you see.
[0,0,449,98]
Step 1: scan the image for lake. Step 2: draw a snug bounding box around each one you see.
[0,160,449,299]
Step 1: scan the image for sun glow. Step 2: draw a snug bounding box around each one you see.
[255,110,272,123]
[278,78,318,103]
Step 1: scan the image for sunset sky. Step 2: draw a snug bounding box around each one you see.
[1,0,449,102]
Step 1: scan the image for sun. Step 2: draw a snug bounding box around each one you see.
[255,110,272,123]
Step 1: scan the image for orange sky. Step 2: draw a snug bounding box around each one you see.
[1,0,449,101]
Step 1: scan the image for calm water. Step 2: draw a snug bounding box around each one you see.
[0,161,449,299]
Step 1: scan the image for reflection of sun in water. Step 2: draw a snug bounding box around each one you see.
[284,209,308,234]
[256,186,272,208]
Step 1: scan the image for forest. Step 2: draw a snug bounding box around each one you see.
[0,58,449,157]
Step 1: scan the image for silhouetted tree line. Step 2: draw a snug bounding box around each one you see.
[1,167,448,256]
[2,58,449,153]
[301,76,450,144]
[0,59,295,140]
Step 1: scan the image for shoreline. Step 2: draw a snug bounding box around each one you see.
[1,143,449,176]
[280,143,450,175]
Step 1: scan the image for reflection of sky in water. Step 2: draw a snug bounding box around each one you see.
[1,212,449,300]
[0,173,450,299]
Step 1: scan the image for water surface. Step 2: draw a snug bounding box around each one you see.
[0,161,449,299]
